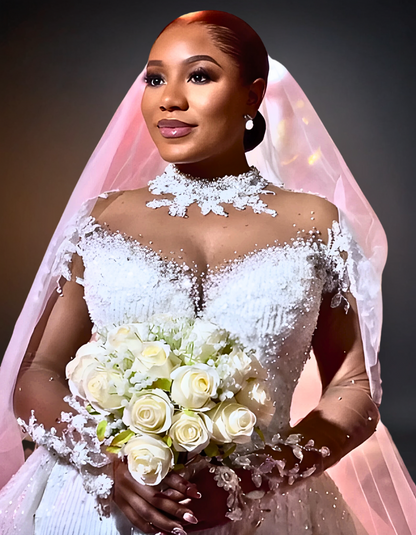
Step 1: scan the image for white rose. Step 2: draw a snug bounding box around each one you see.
[235,379,275,426]
[124,435,174,486]
[171,364,219,409]
[123,389,174,434]
[187,320,225,362]
[168,411,212,453]
[83,364,125,413]
[217,349,265,398]
[132,341,180,379]
[208,401,256,444]
[106,324,145,358]
[66,341,106,398]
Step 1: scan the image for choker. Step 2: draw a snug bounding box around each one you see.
[146,164,277,218]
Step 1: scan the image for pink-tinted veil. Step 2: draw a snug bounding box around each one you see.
[0,57,414,533]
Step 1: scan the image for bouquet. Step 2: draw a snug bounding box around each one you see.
[66,314,275,486]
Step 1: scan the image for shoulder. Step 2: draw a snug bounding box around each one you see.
[90,187,151,227]
[266,185,339,244]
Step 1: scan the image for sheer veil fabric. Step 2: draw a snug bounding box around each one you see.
[0,57,414,533]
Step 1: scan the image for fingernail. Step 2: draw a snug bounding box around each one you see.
[183,512,198,524]
[186,486,202,499]
[172,528,187,535]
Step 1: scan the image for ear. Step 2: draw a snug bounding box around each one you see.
[246,78,266,111]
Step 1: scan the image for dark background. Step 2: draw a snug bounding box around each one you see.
[1,1,415,478]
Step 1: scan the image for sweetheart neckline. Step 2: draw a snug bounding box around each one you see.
[78,216,338,314]
[83,215,332,278]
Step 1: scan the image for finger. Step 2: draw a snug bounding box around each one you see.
[129,484,198,524]
[150,494,198,524]
[155,489,187,502]
[116,496,158,534]
[119,488,191,534]
[164,472,201,499]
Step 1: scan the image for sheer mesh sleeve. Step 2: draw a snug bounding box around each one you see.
[13,200,114,510]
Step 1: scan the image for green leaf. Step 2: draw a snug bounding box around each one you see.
[106,446,121,454]
[254,427,265,443]
[86,404,100,415]
[204,442,220,458]
[162,435,173,448]
[111,429,135,447]
[222,444,236,459]
[97,420,107,441]
[183,409,195,417]
[152,378,172,391]
[173,463,185,472]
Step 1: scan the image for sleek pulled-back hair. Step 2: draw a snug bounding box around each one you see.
[160,11,269,152]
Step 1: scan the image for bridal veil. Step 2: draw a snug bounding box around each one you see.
[0,56,414,534]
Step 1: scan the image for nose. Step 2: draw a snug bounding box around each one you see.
[159,80,188,112]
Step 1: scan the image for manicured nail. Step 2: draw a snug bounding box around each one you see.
[172,528,187,535]
[183,512,198,524]
[186,486,202,499]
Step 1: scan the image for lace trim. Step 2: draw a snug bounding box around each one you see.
[17,395,113,514]
[324,221,351,311]
[201,433,332,521]
[146,164,278,218]
[51,201,100,285]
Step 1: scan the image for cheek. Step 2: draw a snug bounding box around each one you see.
[141,90,157,131]
[193,90,244,139]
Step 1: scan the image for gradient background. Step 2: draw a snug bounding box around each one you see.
[1,1,415,478]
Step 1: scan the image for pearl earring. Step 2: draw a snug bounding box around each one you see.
[244,114,254,130]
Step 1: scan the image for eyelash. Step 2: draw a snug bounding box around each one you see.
[188,68,212,84]
[144,68,212,87]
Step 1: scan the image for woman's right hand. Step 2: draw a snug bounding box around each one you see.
[113,459,201,535]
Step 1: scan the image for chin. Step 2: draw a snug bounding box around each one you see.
[156,146,207,166]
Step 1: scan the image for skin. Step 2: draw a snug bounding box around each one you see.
[141,23,265,179]
[14,21,380,535]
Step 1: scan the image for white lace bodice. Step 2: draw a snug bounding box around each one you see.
[55,209,349,444]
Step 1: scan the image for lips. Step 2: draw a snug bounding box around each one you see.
[157,119,196,139]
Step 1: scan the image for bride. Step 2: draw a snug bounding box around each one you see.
[0,10,415,535]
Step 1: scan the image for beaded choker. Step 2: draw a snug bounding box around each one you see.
[146,164,277,218]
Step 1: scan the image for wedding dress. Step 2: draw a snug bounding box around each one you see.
[0,58,415,535]
[0,178,369,534]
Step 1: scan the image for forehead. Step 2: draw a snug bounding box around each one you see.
[148,23,234,67]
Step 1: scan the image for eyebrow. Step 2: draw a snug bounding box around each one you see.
[147,55,222,68]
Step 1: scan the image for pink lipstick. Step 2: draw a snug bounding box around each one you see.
[157,119,196,138]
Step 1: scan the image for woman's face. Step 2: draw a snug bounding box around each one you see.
[141,23,260,174]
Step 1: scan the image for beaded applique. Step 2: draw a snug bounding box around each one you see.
[17,395,114,515]
[146,164,278,217]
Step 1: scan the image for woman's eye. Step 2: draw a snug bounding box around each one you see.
[144,74,165,87]
[188,70,211,84]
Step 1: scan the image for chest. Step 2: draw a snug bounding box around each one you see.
[77,229,327,344]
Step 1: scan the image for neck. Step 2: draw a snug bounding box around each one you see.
[173,151,250,180]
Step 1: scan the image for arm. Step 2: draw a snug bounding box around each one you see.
[261,289,379,479]
[14,254,92,433]
[292,289,379,470]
